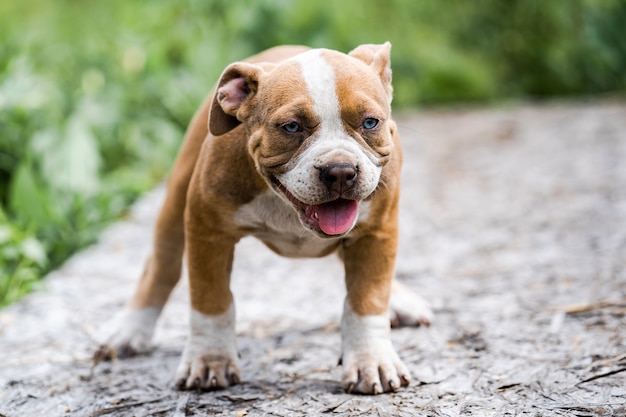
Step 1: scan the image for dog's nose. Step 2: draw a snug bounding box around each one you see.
[319,163,358,194]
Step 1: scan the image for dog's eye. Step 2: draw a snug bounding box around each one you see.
[363,118,379,130]
[281,121,301,133]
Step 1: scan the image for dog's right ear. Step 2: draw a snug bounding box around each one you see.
[209,62,263,136]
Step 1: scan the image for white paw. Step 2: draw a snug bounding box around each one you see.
[95,307,160,360]
[174,306,240,390]
[341,339,411,394]
[175,353,241,390]
[389,279,434,327]
[341,302,411,394]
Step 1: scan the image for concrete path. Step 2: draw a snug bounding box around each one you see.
[1,101,625,416]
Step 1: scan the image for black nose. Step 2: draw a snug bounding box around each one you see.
[319,163,358,194]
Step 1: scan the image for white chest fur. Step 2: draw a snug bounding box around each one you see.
[234,191,341,258]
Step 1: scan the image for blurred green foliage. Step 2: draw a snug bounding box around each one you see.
[1,0,625,306]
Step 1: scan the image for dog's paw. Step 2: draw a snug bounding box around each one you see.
[94,340,146,362]
[340,341,411,394]
[174,354,241,390]
[94,307,160,361]
[389,279,434,328]
[174,307,239,391]
[341,304,411,394]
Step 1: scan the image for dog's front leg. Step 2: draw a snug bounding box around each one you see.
[174,232,240,390]
[340,233,411,394]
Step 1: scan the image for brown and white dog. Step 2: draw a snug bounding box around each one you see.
[99,43,433,395]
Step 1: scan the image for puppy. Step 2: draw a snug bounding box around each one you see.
[99,43,433,395]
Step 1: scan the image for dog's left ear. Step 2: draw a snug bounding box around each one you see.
[209,62,265,136]
[349,42,393,99]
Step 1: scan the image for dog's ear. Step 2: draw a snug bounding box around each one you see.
[209,62,263,136]
[349,42,393,99]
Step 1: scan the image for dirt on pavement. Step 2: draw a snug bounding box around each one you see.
[1,100,625,416]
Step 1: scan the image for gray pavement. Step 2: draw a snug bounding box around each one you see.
[1,101,625,416]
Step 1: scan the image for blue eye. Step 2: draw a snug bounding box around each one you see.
[281,121,301,133]
[363,118,379,129]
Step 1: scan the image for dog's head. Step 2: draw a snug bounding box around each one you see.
[209,43,396,238]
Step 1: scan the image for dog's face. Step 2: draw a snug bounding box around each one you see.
[209,44,395,237]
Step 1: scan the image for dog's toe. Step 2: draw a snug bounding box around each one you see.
[340,339,411,395]
[95,307,159,361]
[175,355,240,391]
[341,352,410,395]
[93,344,116,362]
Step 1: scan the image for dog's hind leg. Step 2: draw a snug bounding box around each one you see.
[388,278,434,328]
[96,95,213,360]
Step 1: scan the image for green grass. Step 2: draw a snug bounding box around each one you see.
[1,0,625,306]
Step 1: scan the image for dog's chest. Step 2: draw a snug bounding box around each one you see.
[234,191,340,258]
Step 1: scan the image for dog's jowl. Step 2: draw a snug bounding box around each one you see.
[98,43,434,395]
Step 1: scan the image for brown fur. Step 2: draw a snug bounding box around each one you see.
[110,44,417,395]
[127,46,311,314]
[128,44,401,319]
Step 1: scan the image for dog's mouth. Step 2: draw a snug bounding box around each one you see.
[274,181,359,236]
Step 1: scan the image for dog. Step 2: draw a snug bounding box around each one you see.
[98,43,433,395]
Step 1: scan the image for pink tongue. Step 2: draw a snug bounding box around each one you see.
[314,199,359,235]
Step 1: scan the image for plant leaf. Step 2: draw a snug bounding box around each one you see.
[41,115,101,194]
[8,163,52,226]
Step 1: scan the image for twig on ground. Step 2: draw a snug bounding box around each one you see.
[577,366,626,385]
[551,299,626,315]
[170,393,189,417]
[577,352,626,385]
[90,396,168,417]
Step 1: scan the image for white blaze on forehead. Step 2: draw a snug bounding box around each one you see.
[292,50,342,131]
[277,49,383,205]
